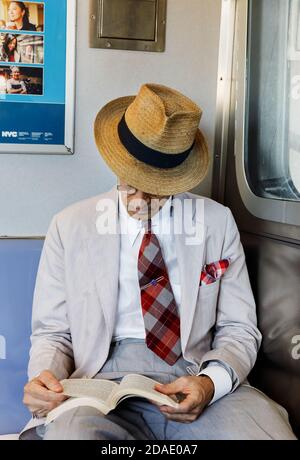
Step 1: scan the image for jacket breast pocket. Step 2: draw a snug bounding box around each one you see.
[196,279,220,329]
[198,278,220,297]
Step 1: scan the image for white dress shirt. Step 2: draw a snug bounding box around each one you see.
[113,193,232,404]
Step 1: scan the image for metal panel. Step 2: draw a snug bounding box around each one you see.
[89,0,166,52]
[101,0,156,41]
[212,0,237,204]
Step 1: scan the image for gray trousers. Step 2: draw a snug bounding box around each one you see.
[35,339,296,440]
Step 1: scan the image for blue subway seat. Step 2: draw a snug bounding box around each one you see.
[0,239,44,435]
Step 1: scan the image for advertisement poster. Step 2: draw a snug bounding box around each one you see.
[0,0,75,153]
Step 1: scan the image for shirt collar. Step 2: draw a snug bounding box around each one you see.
[118,192,173,246]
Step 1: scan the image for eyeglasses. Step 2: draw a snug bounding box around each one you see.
[117,184,166,199]
[116,184,138,195]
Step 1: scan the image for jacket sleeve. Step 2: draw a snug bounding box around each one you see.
[199,207,262,390]
[28,215,74,381]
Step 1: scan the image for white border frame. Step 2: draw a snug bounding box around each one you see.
[0,0,76,155]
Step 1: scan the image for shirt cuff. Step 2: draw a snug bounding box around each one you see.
[197,364,233,405]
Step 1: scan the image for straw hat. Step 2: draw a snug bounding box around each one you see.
[94,83,210,196]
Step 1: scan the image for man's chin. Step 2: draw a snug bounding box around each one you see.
[129,212,149,221]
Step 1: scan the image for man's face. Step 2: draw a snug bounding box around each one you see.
[118,181,169,221]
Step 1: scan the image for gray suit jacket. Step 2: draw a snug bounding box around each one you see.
[28,187,261,388]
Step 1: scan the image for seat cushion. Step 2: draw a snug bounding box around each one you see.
[0,434,19,440]
[0,240,44,435]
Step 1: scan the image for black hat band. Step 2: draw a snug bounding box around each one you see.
[117,114,194,169]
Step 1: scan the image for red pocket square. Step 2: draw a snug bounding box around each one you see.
[200,258,231,286]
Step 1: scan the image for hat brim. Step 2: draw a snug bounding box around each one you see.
[94,96,210,196]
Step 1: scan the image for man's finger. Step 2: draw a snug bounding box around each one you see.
[161,403,200,415]
[154,379,185,396]
[25,394,63,414]
[23,394,53,412]
[163,412,198,423]
[26,382,67,402]
[160,397,199,414]
[37,371,63,392]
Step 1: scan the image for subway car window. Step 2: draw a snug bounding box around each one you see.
[245,0,300,202]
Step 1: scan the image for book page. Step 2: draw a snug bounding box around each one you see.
[45,396,110,426]
[111,374,179,408]
[61,378,118,403]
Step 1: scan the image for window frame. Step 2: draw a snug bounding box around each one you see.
[234,0,300,226]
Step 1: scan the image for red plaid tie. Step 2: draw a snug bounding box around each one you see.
[138,221,181,365]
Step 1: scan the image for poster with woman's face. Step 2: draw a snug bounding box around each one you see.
[0,2,44,97]
[0,0,72,152]
[0,33,44,63]
[0,1,44,32]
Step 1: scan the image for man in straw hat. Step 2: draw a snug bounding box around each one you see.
[21,84,296,440]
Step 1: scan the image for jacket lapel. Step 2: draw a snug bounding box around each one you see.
[86,187,120,340]
[174,194,207,353]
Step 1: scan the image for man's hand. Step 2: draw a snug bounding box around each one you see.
[154,375,214,423]
[23,370,68,418]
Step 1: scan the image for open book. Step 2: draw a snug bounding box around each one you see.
[45,374,179,425]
